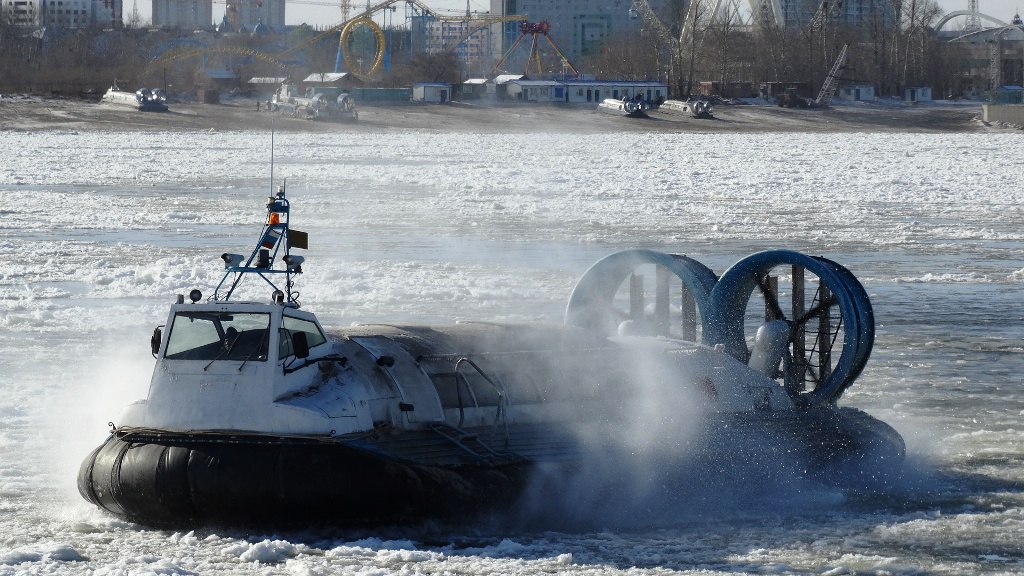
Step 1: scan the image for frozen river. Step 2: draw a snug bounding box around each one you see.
[1,129,1023,574]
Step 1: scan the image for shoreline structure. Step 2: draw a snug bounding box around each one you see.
[0,94,989,133]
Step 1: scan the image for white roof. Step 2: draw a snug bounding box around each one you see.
[561,80,666,87]
[509,80,563,87]
[463,78,489,85]
[303,72,348,83]
[248,77,287,84]
[493,74,525,84]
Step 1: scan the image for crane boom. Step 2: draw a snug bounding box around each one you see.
[816,43,848,105]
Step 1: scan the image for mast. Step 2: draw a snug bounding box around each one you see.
[212,186,308,305]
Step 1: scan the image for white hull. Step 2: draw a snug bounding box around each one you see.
[102,87,168,112]
[660,99,715,118]
[597,98,650,117]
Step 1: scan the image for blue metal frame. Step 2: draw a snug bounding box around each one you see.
[213,186,301,304]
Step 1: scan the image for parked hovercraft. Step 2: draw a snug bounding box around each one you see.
[78,188,904,527]
[101,84,168,112]
[598,93,651,118]
[660,98,715,119]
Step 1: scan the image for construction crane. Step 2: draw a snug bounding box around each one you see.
[815,42,848,105]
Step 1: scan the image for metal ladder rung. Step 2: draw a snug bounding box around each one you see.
[429,423,503,461]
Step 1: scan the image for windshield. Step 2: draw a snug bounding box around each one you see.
[164,312,270,361]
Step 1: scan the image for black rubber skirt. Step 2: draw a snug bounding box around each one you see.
[77,432,529,527]
[77,408,904,527]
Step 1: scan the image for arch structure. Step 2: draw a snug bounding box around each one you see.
[337,17,387,76]
[148,46,288,71]
[934,10,1010,32]
[150,38,210,62]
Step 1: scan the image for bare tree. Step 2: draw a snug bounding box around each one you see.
[579,29,661,80]
[705,2,745,94]
[633,0,711,98]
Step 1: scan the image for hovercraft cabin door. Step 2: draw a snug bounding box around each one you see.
[349,336,445,423]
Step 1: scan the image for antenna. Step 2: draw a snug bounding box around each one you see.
[270,117,275,195]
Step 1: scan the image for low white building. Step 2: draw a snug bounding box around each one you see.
[412,82,452,103]
[561,80,667,104]
[461,78,490,100]
[505,80,565,102]
[904,86,932,102]
[503,79,668,104]
[839,84,875,101]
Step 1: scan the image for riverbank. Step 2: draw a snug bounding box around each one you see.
[0,93,988,133]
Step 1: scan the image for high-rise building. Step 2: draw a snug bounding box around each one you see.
[152,0,211,29]
[774,0,896,30]
[489,0,641,65]
[222,0,284,32]
[2,0,122,27]
[412,16,496,75]
[151,0,282,31]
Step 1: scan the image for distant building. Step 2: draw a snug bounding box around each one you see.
[411,16,496,76]
[838,84,875,101]
[775,0,896,30]
[1,0,122,28]
[947,24,1024,95]
[759,81,811,99]
[179,0,281,32]
[412,82,452,103]
[561,79,666,103]
[195,67,238,91]
[461,77,490,99]
[904,86,932,102]
[489,0,641,66]
[301,72,362,91]
[151,0,211,29]
[505,79,564,101]
[247,76,288,96]
[698,81,755,98]
[502,78,666,102]
[222,0,283,32]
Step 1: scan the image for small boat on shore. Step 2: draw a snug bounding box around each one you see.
[101,85,168,112]
[77,187,904,527]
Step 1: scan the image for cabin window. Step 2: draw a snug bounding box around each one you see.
[164,312,270,361]
[279,315,327,357]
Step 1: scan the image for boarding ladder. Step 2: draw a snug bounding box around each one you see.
[428,422,521,464]
[426,357,522,464]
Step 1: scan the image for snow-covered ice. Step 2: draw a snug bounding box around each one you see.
[1,130,1022,575]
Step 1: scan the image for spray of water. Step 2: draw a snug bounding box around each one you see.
[41,326,156,505]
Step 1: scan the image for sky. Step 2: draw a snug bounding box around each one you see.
[129,0,1022,29]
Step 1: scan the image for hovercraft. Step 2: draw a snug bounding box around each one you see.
[78,188,904,527]
[660,98,715,118]
[598,95,651,118]
[101,84,168,112]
